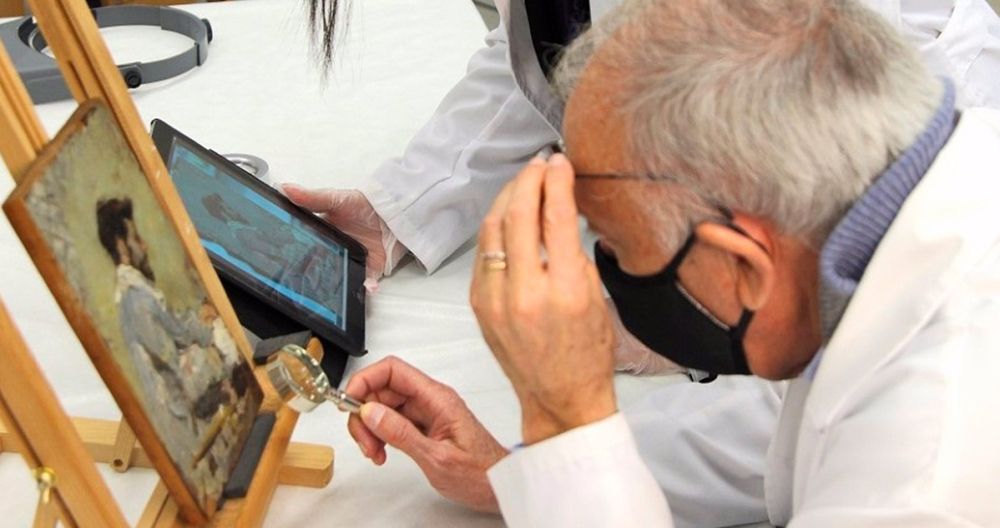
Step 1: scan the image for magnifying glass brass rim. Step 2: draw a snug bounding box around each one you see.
[265,344,362,414]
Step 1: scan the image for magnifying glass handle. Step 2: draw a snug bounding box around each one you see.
[328,389,363,414]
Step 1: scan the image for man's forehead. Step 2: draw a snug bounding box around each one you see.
[562,68,626,171]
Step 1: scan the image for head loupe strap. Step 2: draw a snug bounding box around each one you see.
[0,5,212,104]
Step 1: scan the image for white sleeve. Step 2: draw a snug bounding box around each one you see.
[896,0,1000,108]
[625,376,783,528]
[787,509,976,527]
[487,413,674,528]
[362,24,560,272]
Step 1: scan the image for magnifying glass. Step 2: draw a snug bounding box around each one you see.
[265,344,363,414]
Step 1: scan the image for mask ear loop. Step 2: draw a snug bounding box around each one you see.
[728,310,754,374]
[665,234,697,275]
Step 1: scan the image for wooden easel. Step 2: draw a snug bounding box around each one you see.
[0,312,332,528]
[0,1,334,525]
[0,341,332,528]
[0,298,129,528]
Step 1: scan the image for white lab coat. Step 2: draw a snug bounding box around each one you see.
[487,107,1000,526]
[363,0,1000,272]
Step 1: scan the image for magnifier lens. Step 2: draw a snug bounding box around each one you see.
[266,345,361,414]
[277,351,328,399]
[265,345,329,413]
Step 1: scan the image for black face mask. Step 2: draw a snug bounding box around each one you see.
[594,235,754,378]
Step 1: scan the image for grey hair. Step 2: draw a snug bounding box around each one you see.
[553,0,942,250]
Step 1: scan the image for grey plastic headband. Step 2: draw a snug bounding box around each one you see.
[0,5,211,104]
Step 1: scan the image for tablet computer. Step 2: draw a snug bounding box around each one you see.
[150,119,367,356]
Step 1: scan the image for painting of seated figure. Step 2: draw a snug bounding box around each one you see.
[3,101,263,522]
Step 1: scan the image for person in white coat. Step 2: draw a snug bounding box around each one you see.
[289,0,1000,377]
[338,0,1000,526]
[288,0,1000,283]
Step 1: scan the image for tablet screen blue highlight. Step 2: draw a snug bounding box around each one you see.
[168,140,349,330]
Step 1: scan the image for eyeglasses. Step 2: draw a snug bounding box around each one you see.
[574,172,663,181]
[544,140,679,183]
[545,140,736,216]
[543,142,769,254]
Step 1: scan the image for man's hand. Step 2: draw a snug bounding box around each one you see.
[344,356,508,513]
[280,185,407,287]
[470,155,617,446]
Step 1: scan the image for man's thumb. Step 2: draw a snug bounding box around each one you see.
[279,183,339,212]
[360,402,430,461]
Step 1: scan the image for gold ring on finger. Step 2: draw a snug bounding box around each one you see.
[484,260,507,271]
[480,251,507,272]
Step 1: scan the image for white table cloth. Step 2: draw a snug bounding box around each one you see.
[0,1,683,525]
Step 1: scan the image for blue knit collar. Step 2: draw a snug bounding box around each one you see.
[805,80,957,378]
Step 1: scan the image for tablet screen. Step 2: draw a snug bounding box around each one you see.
[167,137,350,330]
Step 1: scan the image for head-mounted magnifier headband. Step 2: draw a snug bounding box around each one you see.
[0,5,212,104]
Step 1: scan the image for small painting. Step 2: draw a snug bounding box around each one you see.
[3,102,262,520]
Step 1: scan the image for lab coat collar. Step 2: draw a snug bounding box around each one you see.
[498,0,565,129]
[805,108,1000,428]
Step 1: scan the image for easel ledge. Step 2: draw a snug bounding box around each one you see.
[0,416,334,489]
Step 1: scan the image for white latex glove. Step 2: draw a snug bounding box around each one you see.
[280,184,408,289]
[607,298,686,377]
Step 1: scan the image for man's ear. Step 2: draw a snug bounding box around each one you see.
[694,218,775,311]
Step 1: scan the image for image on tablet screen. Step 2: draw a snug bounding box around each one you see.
[168,140,348,330]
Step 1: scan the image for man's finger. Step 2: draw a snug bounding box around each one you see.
[542,154,584,273]
[347,384,429,465]
[369,388,408,408]
[344,356,434,402]
[360,402,433,465]
[472,174,518,304]
[347,413,385,463]
[502,160,547,282]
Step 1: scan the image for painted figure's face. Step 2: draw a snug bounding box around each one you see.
[124,219,155,282]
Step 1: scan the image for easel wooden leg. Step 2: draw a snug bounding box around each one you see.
[32,500,60,528]
[0,27,48,182]
[137,482,178,528]
[31,466,60,528]
[154,499,183,528]
[0,301,128,527]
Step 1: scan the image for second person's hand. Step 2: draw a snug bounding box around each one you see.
[280,185,407,289]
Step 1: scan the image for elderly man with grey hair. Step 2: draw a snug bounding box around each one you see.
[338,0,1000,526]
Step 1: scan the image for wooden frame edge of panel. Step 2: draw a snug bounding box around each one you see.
[2,102,209,524]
